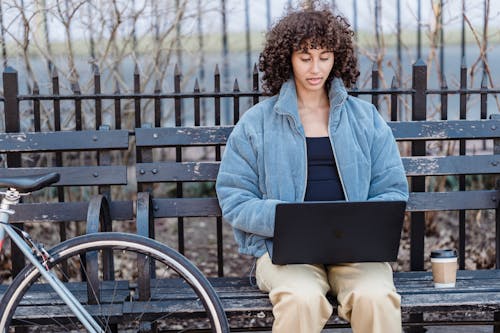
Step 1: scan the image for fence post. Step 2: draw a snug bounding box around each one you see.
[408,58,427,333]
[33,82,40,132]
[173,64,185,256]
[490,114,500,269]
[492,112,500,331]
[213,64,224,276]
[134,64,142,165]
[93,64,102,129]
[3,66,24,277]
[4,66,19,138]
[390,76,398,121]
[411,59,427,272]
[252,63,259,107]
[458,57,467,270]
[371,62,379,110]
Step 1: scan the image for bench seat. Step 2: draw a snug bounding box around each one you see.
[4,270,500,328]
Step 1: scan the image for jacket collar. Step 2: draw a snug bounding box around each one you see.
[273,77,348,131]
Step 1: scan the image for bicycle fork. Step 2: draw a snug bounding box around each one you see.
[0,192,104,333]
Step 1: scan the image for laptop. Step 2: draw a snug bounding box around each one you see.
[271,200,407,265]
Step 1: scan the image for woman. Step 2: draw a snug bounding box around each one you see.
[216,3,409,333]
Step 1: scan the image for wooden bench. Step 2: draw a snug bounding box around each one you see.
[133,116,500,330]
[1,117,499,330]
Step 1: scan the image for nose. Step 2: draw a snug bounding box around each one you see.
[311,59,320,74]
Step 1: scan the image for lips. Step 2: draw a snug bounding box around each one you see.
[307,77,323,85]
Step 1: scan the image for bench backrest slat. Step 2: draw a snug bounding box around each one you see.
[403,155,500,176]
[136,162,219,182]
[0,166,127,186]
[136,126,232,147]
[390,120,500,140]
[407,190,499,211]
[0,130,129,152]
[152,198,221,218]
[9,201,134,223]
[136,154,499,183]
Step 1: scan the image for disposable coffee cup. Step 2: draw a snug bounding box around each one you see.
[430,249,458,288]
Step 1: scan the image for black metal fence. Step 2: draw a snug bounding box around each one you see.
[0,58,499,276]
[0,1,496,99]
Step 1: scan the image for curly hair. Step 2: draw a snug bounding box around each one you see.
[258,3,359,95]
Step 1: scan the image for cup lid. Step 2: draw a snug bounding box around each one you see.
[431,249,457,258]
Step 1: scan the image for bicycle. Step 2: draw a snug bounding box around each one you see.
[0,172,230,332]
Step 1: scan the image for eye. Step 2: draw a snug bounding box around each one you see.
[320,57,330,61]
[301,58,311,62]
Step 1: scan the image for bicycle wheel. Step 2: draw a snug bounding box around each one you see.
[0,232,229,333]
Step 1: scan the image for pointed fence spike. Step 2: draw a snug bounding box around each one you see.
[194,78,200,91]
[114,80,120,93]
[174,63,181,76]
[253,63,258,73]
[391,76,397,88]
[441,74,448,88]
[71,80,81,93]
[414,58,426,67]
[4,66,16,73]
[33,81,39,92]
[154,79,161,91]
[69,67,79,81]
[51,66,58,78]
[214,64,220,75]
[134,63,139,74]
[233,78,240,91]
[481,71,488,88]
[461,56,467,68]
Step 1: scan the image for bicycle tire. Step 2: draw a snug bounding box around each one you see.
[0,232,230,333]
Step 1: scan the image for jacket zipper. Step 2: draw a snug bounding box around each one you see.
[301,132,308,201]
[282,113,308,201]
[328,124,349,201]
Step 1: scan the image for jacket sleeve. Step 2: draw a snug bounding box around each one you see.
[368,108,409,201]
[216,122,282,238]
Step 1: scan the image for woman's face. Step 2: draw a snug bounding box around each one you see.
[291,47,334,95]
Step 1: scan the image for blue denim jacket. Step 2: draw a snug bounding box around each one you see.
[215,78,409,258]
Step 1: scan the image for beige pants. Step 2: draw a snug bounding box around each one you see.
[256,253,402,333]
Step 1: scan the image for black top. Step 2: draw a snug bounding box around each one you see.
[304,137,345,202]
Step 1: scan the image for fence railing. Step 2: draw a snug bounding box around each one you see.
[2,61,499,132]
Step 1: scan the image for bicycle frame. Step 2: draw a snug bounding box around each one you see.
[0,188,104,333]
